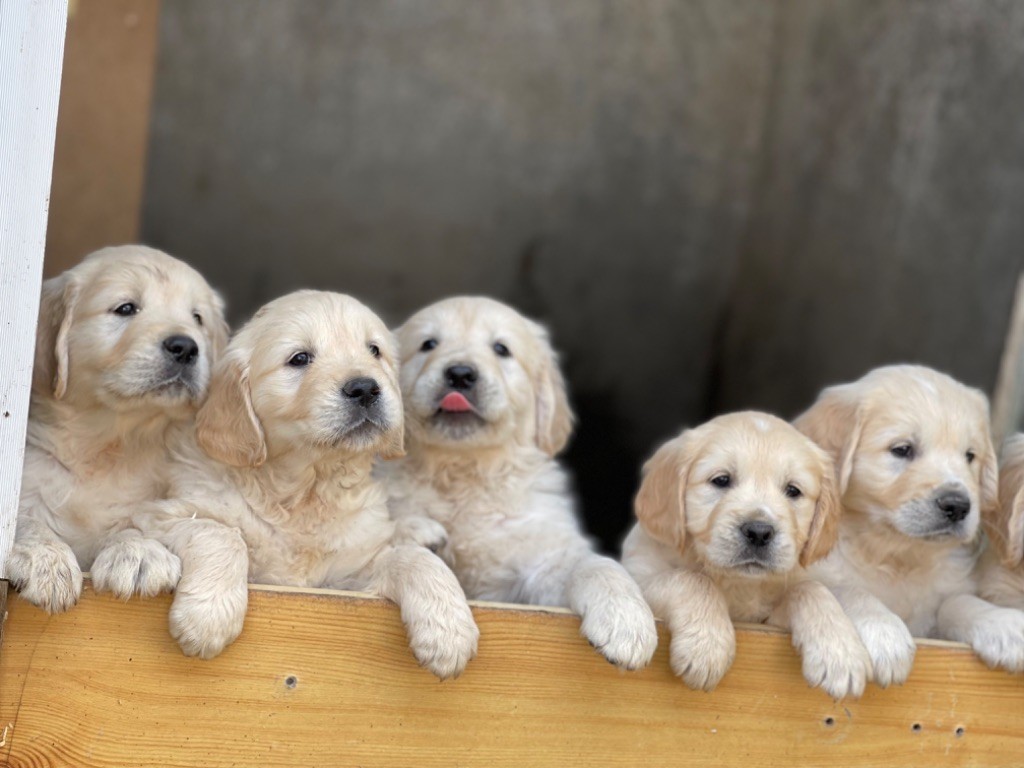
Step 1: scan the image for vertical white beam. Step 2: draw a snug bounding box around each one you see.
[0,0,69,576]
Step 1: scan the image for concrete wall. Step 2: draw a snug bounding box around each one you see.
[142,0,1024,550]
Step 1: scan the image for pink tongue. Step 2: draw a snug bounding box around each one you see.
[440,392,473,412]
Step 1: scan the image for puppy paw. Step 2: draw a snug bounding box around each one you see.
[92,537,182,599]
[967,608,1024,673]
[7,541,83,613]
[669,623,736,691]
[405,597,479,680]
[858,615,917,687]
[798,632,871,700]
[392,516,448,553]
[169,581,248,660]
[580,594,658,671]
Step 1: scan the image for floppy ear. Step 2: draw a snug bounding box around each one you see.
[793,384,863,495]
[800,451,843,567]
[32,273,79,400]
[634,432,697,550]
[195,355,267,468]
[986,435,1024,567]
[205,290,231,360]
[532,326,575,457]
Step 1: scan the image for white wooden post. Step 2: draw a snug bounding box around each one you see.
[0,0,69,577]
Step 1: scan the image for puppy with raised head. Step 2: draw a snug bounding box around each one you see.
[796,365,1024,678]
[385,297,657,670]
[10,245,228,612]
[132,291,478,678]
[977,434,1024,610]
[622,412,870,698]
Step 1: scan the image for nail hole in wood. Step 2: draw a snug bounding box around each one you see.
[285,675,298,689]
[911,723,922,733]
[823,717,835,727]
[955,726,965,738]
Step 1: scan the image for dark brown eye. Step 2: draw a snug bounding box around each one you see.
[368,343,381,358]
[288,352,312,367]
[785,484,802,499]
[193,312,203,327]
[966,450,976,465]
[710,474,731,489]
[113,302,139,316]
[890,444,914,460]
[493,342,511,358]
[420,338,438,352]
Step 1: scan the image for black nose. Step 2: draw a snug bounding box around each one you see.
[936,492,971,523]
[740,521,775,548]
[162,335,199,366]
[342,376,381,407]
[445,364,478,390]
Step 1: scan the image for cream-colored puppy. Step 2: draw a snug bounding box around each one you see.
[10,246,228,612]
[622,412,870,698]
[797,365,1024,678]
[132,291,479,678]
[385,297,657,670]
[977,434,1024,610]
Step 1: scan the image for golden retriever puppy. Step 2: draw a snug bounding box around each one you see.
[796,365,1024,678]
[132,291,479,678]
[977,434,1024,610]
[9,246,228,612]
[622,412,870,698]
[385,297,658,670]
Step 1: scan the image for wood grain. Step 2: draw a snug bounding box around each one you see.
[2,583,1022,767]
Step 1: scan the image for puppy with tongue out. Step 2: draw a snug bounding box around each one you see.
[384,296,658,670]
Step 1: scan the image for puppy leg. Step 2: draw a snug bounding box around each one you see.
[641,570,735,690]
[91,529,182,600]
[563,553,658,670]
[831,586,916,686]
[370,544,479,680]
[6,516,82,613]
[390,514,448,554]
[770,581,870,699]
[937,594,1024,672]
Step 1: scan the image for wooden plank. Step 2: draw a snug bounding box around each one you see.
[44,0,161,277]
[993,273,1024,445]
[2,583,1021,767]
[0,0,69,577]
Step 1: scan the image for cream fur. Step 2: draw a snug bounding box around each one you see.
[9,246,228,611]
[132,291,478,679]
[797,365,1024,678]
[385,297,657,670]
[978,434,1024,611]
[622,412,869,698]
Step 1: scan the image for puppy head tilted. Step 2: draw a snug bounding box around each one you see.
[795,365,997,544]
[33,245,228,413]
[196,290,403,468]
[988,434,1024,568]
[395,297,573,456]
[634,412,840,575]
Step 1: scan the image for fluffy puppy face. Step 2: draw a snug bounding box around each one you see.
[635,412,840,576]
[196,291,403,467]
[795,365,997,544]
[395,297,573,456]
[987,434,1024,567]
[33,246,228,412]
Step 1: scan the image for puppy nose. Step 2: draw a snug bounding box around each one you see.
[445,364,478,390]
[342,376,381,407]
[936,492,971,523]
[162,335,199,366]
[740,521,775,548]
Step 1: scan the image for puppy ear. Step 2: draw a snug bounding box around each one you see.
[33,273,79,400]
[532,325,575,457]
[634,433,695,550]
[986,435,1024,567]
[800,450,843,567]
[195,354,267,468]
[206,290,231,360]
[794,384,863,495]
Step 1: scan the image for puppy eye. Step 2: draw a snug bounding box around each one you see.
[420,338,438,352]
[966,450,976,465]
[493,342,512,358]
[368,343,381,358]
[710,474,731,489]
[112,302,139,317]
[785,484,802,499]
[890,443,915,460]
[288,352,312,367]
[193,312,203,327]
